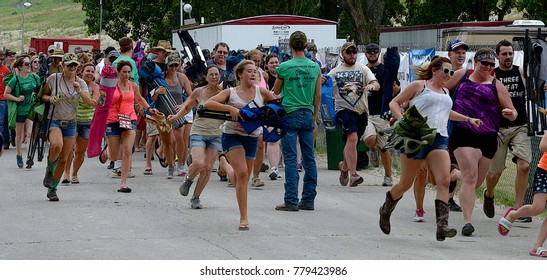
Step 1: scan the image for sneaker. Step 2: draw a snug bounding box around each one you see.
[515,216,532,223]
[176,163,187,176]
[275,203,299,211]
[338,161,349,186]
[111,168,121,178]
[449,198,462,212]
[179,175,193,196]
[127,169,136,178]
[47,189,59,201]
[251,177,265,188]
[349,174,363,187]
[413,208,425,222]
[190,197,203,209]
[43,171,54,189]
[107,161,114,169]
[382,176,393,186]
[482,190,495,218]
[462,223,475,236]
[368,149,380,167]
[297,163,303,172]
[16,154,23,168]
[167,167,175,179]
[260,163,269,172]
[269,167,279,180]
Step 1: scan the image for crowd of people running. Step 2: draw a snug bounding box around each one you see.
[0,32,544,257]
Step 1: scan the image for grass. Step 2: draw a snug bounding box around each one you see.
[0,0,115,52]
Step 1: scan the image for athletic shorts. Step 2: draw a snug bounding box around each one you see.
[335,109,368,143]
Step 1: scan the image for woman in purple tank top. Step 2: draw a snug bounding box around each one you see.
[445,48,517,237]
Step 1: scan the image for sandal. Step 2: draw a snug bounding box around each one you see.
[498,207,515,236]
[143,168,153,175]
[61,178,70,184]
[238,224,249,231]
[99,145,108,164]
[529,247,547,258]
[71,177,79,184]
[117,184,132,193]
[155,149,168,168]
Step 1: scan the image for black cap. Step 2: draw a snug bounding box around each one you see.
[104,46,116,56]
[365,43,380,53]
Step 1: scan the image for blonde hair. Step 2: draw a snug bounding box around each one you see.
[234,60,255,81]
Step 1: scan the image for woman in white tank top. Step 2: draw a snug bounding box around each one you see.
[379,56,482,241]
[204,60,277,231]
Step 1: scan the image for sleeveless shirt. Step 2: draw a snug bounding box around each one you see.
[494,66,526,127]
[452,78,499,134]
[222,86,264,137]
[409,82,452,137]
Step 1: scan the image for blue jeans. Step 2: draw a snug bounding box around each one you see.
[0,100,8,145]
[281,109,317,206]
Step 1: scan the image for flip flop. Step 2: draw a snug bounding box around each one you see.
[529,247,547,258]
[238,224,249,231]
[61,178,70,184]
[498,207,515,236]
[143,168,153,175]
[71,177,79,184]
[99,145,108,164]
[155,149,168,168]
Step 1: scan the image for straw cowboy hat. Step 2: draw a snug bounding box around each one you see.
[150,40,174,53]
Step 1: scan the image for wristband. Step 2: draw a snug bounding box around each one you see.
[467,117,471,123]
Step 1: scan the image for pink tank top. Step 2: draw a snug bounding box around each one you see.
[256,69,267,89]
[107,82,137,123]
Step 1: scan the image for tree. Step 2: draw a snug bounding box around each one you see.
[517,0,547,23]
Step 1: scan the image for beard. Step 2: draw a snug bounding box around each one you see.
[367,57,378,64]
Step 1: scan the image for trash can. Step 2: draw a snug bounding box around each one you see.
[326,127,344,170]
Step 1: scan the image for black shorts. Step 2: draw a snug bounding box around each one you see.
[448,126,497,159]
[335,109,368,143]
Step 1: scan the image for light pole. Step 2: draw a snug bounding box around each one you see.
[180,1,192,26]
[99,0,103,48]
[20,1,32,54]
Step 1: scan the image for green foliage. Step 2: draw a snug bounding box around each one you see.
[382,0,406,26]
[517,0,547,23]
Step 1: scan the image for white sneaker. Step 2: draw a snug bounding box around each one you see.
[382,176,393,186]
[413,208,425,222]
[269,167,279,180]
[176,163,187,176]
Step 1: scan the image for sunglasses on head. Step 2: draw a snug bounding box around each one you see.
[345,49,357,55]
[441,67,454,76]
[169,63,180,67]
[479,61,496,67]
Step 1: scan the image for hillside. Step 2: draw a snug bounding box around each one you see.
[0,0,116,53]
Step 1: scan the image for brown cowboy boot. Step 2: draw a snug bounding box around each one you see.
[379,191,401,235]
[435,199,457,241]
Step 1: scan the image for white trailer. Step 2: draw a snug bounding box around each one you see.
[172,14,337,52]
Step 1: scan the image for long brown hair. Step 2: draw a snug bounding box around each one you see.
[414,56,451,80]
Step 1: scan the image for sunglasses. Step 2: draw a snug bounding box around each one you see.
[366,50,379,54]
[441,67,454,76]
[0,58,4,61]
[345,49,357,55]
[479,61,496,67]
[67,63,78,68]
[32,60,39,63]
[169,63,180,68]
[23,62,31,66]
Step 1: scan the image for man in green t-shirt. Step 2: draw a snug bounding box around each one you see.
[273,31,321,211]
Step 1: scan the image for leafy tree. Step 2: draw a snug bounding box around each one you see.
[517,0,547,23]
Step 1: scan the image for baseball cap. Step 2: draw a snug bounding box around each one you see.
[104,46,116,56]
[167,52,181,66]
[63,52,79,66]
[107,50,120,59]
[365,43,380,53]
[341,42,357,52]
[50,48,64,58]
[48,45,55,53]
[448,39,469,52]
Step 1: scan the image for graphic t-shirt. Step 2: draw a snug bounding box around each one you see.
[275,57,320,113]
[328,62,376,115]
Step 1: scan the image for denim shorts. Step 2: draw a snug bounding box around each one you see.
[76,123,91,139]
[48,119,77,139]
[411,133,448,160]
[221,133,258,160]
[105,120,137,137]
[190,134,222,151]
[16,115,28,123]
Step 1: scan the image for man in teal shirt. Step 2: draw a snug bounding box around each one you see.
[273,31,321,211]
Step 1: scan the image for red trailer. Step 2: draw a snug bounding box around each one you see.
[30,38,101,54]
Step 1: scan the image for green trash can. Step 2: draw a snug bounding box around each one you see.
[326,128,344,170]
